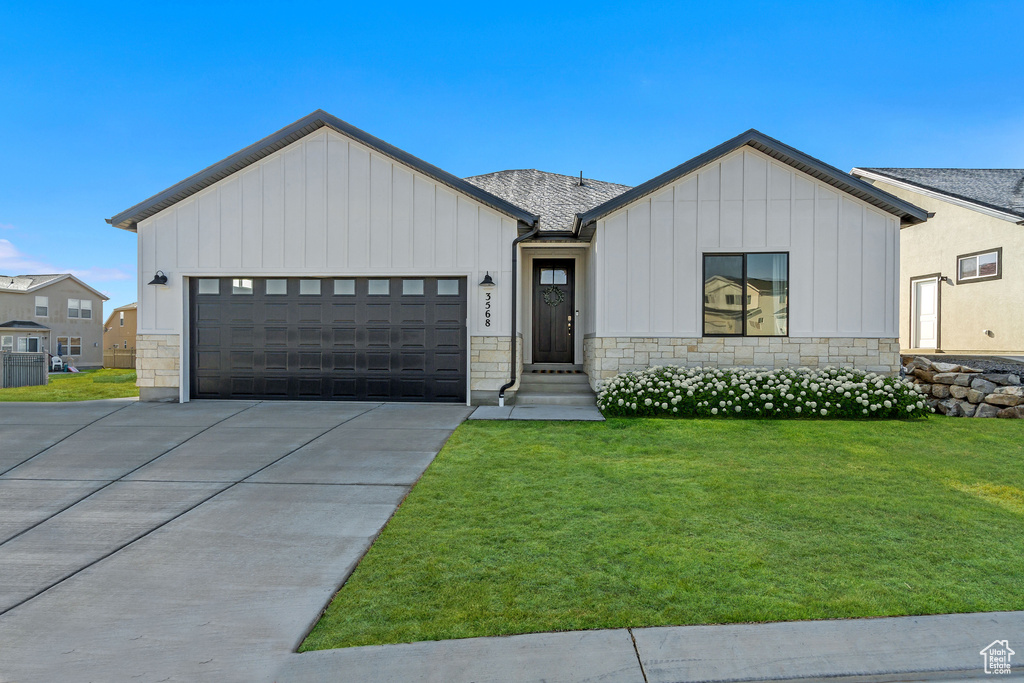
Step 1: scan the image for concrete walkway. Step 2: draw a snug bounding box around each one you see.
[470,404,605,421]
[0,399,472,683]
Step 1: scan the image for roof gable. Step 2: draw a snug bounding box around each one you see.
[852,168,1024,223]
[0,273,108,300]
[576,130,928,234]
[108,110,539,231]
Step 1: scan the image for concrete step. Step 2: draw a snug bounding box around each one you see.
[518,373,592,387]
[517,381,593,394]
[515,391,598,406]
[523,364,584,373]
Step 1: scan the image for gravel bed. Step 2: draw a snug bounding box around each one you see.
[901,354,1024,375]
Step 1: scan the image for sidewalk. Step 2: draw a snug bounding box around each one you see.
[275,611,1023,682]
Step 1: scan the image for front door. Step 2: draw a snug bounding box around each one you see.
[913,277,939,349]
[532,260,575,364]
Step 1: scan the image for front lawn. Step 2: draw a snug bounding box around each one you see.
[0,369,139,401]
[302,418,1024,650]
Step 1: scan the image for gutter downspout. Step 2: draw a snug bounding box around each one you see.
[498,223,540,406]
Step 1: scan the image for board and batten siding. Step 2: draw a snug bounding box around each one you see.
[591,147,899,338]
[136,128,518,336]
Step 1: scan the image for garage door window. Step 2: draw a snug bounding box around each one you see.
[265,279,288,295]
[299,279,321,295]
[197,279,220,295]
[402,279,424,296]
[368,279,390,295]
[333,279,355,295]
[438,279,459,296]
[232,278,254,295]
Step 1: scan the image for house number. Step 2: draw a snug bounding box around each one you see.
[484,292,492,327]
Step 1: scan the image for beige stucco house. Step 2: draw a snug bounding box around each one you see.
[107,110,927,403]
[103,302,138,350]
[852,168,1024,354]
[0,274,108,368]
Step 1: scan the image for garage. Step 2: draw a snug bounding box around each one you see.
[189,276,467,402]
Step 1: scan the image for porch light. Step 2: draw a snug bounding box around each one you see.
[148,270,169,286]
[479,272,495,288]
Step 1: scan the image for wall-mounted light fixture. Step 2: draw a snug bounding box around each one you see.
[940,275,954,285]
[148,270,168,286]
[479,272,495,288]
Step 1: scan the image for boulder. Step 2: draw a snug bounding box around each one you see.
[931,373,959,385]
[937,398,963,416]
[961,402,978,417]
[932,384,951,398]
[906,357,933,373]
[914,369,937,383]
[997,405,1024,419]
[975,403,1002,418]
[981,373,1022,386]
[984,392,1021,407]
[970,378,998,394]
[953,373,973,386]
[916,383,933,395]
[931,362,961,373]
[959,365,983,373]
[949,385,970,399]
[966,389,987,404]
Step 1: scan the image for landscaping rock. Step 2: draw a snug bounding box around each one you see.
[981,373,1021,386]
[953,373,973,386]
[984,392,1021,407]
[966,389,986,404]
[906,357,933,373]
[970,378,998,394]
[949,385,970,399]
[914,369,937,383]
[932,384,951,399]
[959,365,983,374]
[931,362,961,373]
[961,402,978,417]
[937,398,962,416]
[997,405,1024,418]
[932,373,959,385]
[917,383,933,396]
[975,404,1002,418]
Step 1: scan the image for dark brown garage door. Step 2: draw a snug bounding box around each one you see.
[189,277,467,402]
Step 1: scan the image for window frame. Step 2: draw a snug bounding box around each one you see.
[56,335,82,356]
[956,247,1002,285]
[68,298,80,319]
[80,299,92,319]
[17,336,41,353]
[1,335,13,352]
[119,311,125,327]
[35,295,48,318]
[702,251,790,338]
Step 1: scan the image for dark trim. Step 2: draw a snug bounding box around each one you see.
[909,273,942,351]
[701,252,790,338]
[499,224,540,403]
[575,130,929,235]
[955,246,1002,285]
[108,110,540,231]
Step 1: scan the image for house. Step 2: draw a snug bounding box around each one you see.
[103,302,138,350]
[851,168,1023,353]
[107,110,926,403]
[0,274,108,368]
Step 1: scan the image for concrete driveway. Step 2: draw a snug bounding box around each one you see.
[0,399,472,683]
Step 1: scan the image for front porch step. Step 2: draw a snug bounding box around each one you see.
[518,373,593,388]
[522,363,585,373]
[515,390,598,407]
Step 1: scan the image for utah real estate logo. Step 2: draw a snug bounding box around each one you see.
[980,640,1014,675]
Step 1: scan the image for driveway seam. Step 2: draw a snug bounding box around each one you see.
[0,401,385,617]
[0,401,136,477]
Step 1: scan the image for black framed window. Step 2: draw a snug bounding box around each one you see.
[703,253,788,337]
[956,247,1001,284]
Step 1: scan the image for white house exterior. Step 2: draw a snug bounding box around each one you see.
[108,111,926,403]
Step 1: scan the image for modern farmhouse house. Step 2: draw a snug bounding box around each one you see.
[108,111,927,403]
[851,168,1023,354]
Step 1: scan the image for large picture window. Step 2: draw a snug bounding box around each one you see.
[703,253,788,337]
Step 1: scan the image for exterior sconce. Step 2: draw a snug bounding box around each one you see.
[148,270,168,286]
[479,272,495,288]
[940,275,953,285]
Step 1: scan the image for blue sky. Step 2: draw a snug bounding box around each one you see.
[1,1,1022,313]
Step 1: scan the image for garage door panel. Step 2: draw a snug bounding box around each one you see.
[190,277,465,402]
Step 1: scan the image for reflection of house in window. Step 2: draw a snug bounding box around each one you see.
[703,253,788,336]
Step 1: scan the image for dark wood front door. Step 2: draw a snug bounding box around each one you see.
[532,260,575,364]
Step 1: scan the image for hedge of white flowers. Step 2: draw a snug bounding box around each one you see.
[597,366,930,419]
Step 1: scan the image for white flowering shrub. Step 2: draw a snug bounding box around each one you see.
[596,366,930,419]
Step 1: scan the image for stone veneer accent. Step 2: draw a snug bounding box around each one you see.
[136,334,180,398]
[470,335,523,393]
[583,337,901,391]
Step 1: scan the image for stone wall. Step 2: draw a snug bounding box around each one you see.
[902,356,1023,418]
[136,334,180,402]
[470,335,522,403]
[584,336,901,391]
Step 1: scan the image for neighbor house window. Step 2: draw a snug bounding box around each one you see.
[703,253,788,337]
[1,335,13,351]
[35,296,48,317]
[123,340,128,349]
[119,311,125,326]
[56,336,82,356]
[80,300,92,319]
[17,337,41,352]
[957,248,1001,284]
[68,299,80,318]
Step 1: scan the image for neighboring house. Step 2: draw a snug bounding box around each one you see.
[0,274,108,368]
[851,168,1023,354]
[107,110,926,403]
[103,302,138,350]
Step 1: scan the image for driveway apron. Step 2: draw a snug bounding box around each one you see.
[0,399,471,683]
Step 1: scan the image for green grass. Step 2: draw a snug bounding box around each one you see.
[302,417,1024,650]
[0,368,138,401]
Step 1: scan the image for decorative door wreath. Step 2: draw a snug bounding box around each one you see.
[543,285,566,307]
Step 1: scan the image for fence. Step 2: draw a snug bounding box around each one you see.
[103,348,137,370]
[1,352,48,388]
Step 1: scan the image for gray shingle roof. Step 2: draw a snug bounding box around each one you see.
[858,168,1024,219]
[0,320,50,330]
[0,274,66,292]
[464,169,631,232]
